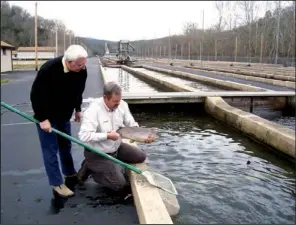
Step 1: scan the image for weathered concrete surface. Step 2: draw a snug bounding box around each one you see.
[121,66,292,110]
[204,97,295,159]
[145,63,294,91]
[287,96,296,108]
[193,65,296,78]
[122,139,176,224]
[100,65,180,221]
[145,59,296,74]
[184,65,296,87]
[122,65,197,92]
[142,65,270,92]
[1,57,139,224]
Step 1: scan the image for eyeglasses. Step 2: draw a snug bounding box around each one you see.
[70,61,86,68]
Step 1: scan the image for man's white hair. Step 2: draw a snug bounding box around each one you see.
[64,45,88,61]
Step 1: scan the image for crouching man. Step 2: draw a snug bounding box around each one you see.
[77,82,146,198]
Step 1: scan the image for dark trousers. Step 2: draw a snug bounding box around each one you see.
[84,143,146,191]
[36,121,76,186]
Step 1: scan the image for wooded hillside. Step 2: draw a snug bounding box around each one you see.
[130,1,295,64]
[1,1,295,64]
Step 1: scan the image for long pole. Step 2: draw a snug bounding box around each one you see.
[0,101,143,175]
[255,21,258,58]
[34,1,38,71]
[63,29,66,52]
[215,39,217,61]
[188,42,190,60]
[55,23,58,56]
[274,0,281,64]
[234,35,237,62]
[200,9,204,66]
[168,29,171,61]
[181,43,183,60]
[260,34,264,63]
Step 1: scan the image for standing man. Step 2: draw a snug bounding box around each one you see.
[30,45,88,198]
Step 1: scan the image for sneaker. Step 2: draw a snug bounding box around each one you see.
[53,184,74,198]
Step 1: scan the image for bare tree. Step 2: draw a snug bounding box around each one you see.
[214,1,227,32]
[182,22,198,36]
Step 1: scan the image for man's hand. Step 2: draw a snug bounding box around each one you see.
[75,111,82,122]
[40,119,52,132]
[107,130,120,141]
[144,136,154,143]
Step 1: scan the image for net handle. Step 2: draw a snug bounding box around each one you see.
[0,101,143,174]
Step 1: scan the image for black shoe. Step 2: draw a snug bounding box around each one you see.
[77,160,92,184]
[65,174,79,192]
[116,185,132,199]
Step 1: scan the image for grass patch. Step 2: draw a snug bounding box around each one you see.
[13,62,45,70]
[1,79,9,84]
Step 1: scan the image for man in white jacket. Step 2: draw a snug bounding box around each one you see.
[78,81,146,196]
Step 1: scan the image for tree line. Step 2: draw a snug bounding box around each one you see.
[1,1,90,56]
[1,1,295,64]
[131,1,295,64]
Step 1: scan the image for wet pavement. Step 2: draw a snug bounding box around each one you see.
[1,57,138,224]
[145,64,294,91]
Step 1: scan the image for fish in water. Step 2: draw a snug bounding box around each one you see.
[117,126,159,143]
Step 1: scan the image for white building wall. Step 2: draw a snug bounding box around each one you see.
[1,48,12,72]
[17,51,55,60]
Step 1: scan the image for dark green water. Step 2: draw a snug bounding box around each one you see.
[251,108,295,131]
[134,113,295,224]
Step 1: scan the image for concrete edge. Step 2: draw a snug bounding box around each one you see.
[122,139,174,224]
[191,65,295,77]
[142,65,271,92]
[99,64,106,84]
[150,59,296,73]
[99,65,178,223]
[184,65,295,78]
[204,96,295,159]
[184,65,295,88]
[122,65,196,92]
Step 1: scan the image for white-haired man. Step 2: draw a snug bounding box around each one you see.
[30,45,88,198]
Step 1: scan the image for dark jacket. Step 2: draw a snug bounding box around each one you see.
[30,56,87,122]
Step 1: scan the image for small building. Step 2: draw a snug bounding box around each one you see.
[12,50,17,59]
[1,41,14,72]
[16,46,56,60]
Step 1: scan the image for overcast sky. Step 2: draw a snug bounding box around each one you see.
[9,1,286,41]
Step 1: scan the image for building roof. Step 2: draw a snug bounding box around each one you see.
[12,50,17,54]
[1,41,14,49]
[17,46,56,52]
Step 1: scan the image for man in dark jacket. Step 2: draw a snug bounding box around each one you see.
[30,45,88,198]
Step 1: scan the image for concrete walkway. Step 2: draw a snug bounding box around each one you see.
[147,64,294,91]
[1,57,138,224]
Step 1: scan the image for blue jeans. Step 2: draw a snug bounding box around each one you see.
[36,121,76,186]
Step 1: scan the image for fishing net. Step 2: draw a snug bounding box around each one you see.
[142,171,180,216]
[142,171,178,195]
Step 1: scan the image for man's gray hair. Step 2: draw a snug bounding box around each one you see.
[64,45,88,61]
[103,82,122,99]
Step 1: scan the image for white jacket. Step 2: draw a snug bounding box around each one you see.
[78,97,138,153]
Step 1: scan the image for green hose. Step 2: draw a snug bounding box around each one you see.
[1,101,143,174]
